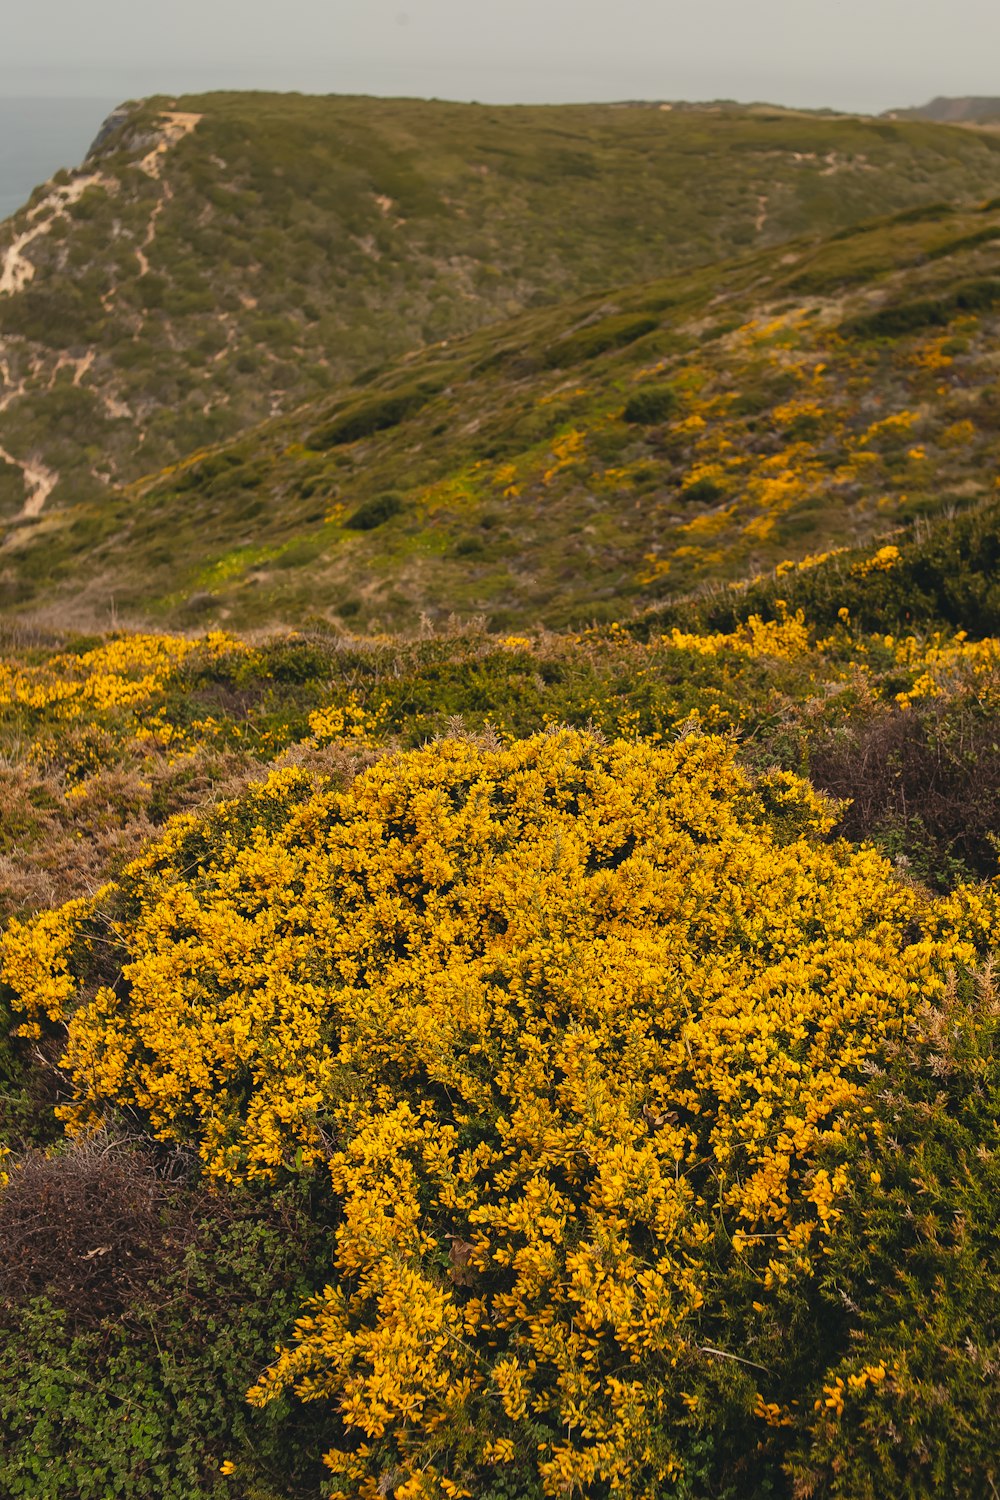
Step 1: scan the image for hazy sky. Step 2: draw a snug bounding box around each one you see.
[3,0,1000,113]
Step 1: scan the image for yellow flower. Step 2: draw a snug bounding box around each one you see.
[4,728,996,1498]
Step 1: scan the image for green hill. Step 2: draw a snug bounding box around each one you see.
[7,192,1000,631]
[2,91,1000,519]
[890,96,1000,125]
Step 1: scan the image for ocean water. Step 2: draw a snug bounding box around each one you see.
[0,98,118,221]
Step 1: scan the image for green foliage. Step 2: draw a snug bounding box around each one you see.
[622,384,679,424]
[344,492,404,530]
[843,276,1000,338]
[0,1181,331,1500]
[543,312,659,367]
[310,389,435,449]
[681,475,726,504]
[787,978,1000,1498]
[644,496,1000,640]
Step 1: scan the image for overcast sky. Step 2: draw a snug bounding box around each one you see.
[3,0,999,114]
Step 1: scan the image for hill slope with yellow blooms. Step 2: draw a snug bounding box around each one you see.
[7,193,1000,632]
[3,92,1000,518]
[3,98,1000,1500]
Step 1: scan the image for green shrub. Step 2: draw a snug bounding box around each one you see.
[642,496,1000,639]
[887,201,956,225]
[843,277,1000,339]
[788,978,1000,1498]
[925,224,1000,260]
[543,313,659,368]
[173,451,248,493]
[345,492,403,530]
[0,1170,331,1500]
[273,537,325,569]
[622,385,678,424]
[681,476,726,504]
[309,387,435,449]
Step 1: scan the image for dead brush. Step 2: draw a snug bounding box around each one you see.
[809,688,1000,886]
[0,1132,180,1326]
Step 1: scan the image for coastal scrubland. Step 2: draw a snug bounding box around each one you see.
[5,191,1000,632]
[2,514,1000,1495]
[1,92,1000,1500]
[2,93,1000,513]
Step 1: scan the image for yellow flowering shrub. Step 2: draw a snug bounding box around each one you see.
[664,608,811,662]
[0,896,102,1038]
[850,544,901,578]
[893,632,1000,708]
[307,694,389,745]
[2,729,996,1496]
[774,547,850,578]
[0,631,253,773]
[0,633,244,720]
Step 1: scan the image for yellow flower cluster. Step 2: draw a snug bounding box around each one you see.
[308,693,389,745]
[857,412,918,446]
[0,896,99,1038]
[0,631,251,770]
[774,547,849,578]
[3,729,995,1496]
[850,544,901,577]
[542,428,586,485]
[664,608,811,662]
[0,633,238,718]
[817,1360,891,1419]
[893,631,1000,708]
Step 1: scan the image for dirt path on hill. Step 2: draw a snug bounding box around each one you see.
[138,112,202,179]
[0,440,58,517]
[0,174,113,296]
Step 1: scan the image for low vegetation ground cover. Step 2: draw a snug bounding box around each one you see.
[3,94,1000,1500]
[8,194,1000,633]
[4,94,1000,513]
[1,522,999,1496]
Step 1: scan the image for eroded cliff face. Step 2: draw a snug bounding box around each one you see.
[0,101,205,518]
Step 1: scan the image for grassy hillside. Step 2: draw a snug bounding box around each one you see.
[2,92,1000,516]
[6,193,1000,631]
[891,96,1000,125]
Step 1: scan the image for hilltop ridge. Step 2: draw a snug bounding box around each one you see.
[889,96,1000,126]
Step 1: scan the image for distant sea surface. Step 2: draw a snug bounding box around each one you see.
[0,98,119,221]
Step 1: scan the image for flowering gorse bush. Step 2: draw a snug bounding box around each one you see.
[663,608,811,662]
[3,728,996,1496]
[0,633,245,721]
[0,631,254,776]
